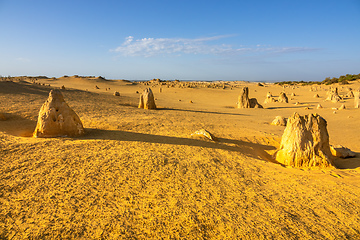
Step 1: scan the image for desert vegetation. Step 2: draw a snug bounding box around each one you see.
[275,73,360,86]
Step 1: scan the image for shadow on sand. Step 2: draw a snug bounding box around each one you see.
[1,117,359,169]
[0,81,50,96]
[82,128,277,163]
[265,106,307,110]
[333,155,360,169]
[157,107,248,116]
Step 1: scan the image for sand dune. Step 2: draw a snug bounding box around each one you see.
[1,76,360,239]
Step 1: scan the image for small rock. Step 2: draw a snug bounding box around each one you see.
[330,145,356,158]
[271,116,287,126]
[114,91,120,96]
[191,129,217,141]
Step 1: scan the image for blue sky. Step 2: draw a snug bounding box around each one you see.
[0,0,359,81]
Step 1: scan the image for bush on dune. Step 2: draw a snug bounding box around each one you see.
[275,73,360,86]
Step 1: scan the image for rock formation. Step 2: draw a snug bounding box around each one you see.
[237,87,250,108]
[271,116,287,126]
[354,90,360,108]
[277,92,288,103]
[138,88,156,109]
[33,89,84,137]
[339,104,346,110]
[326,87,342,103]
[314,94,319,98]
[191,129,217,141]
[330,145,356,158]
[237,87,263,108]
[264,92,276,104]
[275,112,334,168]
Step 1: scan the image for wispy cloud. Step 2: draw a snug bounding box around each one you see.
[111,36,316,57]
[16,57,30,62]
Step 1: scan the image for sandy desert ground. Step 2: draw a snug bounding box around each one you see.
[1,76,360,239]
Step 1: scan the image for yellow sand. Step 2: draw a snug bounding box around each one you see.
[1,76,360,239]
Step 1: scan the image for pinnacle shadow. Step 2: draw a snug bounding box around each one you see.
[157,107,248,116]
[333,155,360,169]
[0,81,50,96]
[81,128,276,163]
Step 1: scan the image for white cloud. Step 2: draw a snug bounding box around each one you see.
[16,57,30,62]
[111,36,316,57]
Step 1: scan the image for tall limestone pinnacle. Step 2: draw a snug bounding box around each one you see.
[237,87,263,108]
[138,88,157,109]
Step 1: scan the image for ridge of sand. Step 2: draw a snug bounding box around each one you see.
[1,78,360,239]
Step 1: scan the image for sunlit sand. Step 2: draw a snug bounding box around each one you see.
[1,76,360,239]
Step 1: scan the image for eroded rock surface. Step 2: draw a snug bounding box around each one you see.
[264,92,276,104]
[33,89,84,137]
[237,87,250,108]
[277,92,289,103]
[237,87,263,108]
[354,90,360,108]
[275,112,334,168]
[191,129,217,141]
[271,116,287,126]
[326,87,342,103]
[330,145,356,158]
[138,88,156,109]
